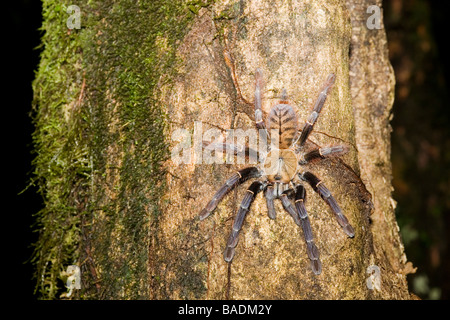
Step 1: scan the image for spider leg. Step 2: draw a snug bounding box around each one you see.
[299,145,349,165]
[280,188,321,274]
[199,167,260,220]
[255,68,270,148]
[265,184,276,219]
[223,48,251,105]
[224,181,264,262]
[279,88,289,103]
[294,185,322,275]
[301,171,355,237]
[280,190,301,226]
[298,73,336,146]
[202,141,259,163]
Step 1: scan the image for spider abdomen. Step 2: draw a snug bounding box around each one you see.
[267,104,298,149]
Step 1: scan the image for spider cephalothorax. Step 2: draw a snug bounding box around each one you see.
[200,69,355,275]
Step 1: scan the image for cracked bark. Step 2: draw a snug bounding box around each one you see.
[154,0,413,299]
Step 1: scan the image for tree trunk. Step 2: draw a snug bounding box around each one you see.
[32,0,413,299]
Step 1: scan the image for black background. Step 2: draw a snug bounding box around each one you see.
[7,0,43,300]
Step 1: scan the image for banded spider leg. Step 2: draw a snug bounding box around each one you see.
[301,172,355,237]
[199,167,260,220]
[223,181,264,262]
[280,186,322,274]
[297,73,336,147]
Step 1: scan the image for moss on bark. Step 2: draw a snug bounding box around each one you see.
[32,0,203,299]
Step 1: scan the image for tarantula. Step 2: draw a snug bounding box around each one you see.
[199,69,355,275]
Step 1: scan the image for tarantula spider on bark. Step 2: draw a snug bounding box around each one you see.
[199,68,355,275]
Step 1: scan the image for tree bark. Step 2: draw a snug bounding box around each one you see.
[32,0,413,299]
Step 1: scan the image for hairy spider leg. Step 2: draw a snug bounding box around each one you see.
[224,181,264,262]
[199,167,260,220]
[202,141,259,163]
[255,68,270,149]
[265,184,276,219]
[299,145,349,165]
[223,48,251,105]
[294,185,322,275]
[279,88,289,104]
[301,172,355,237]
[280,189,321,274]
[298,73,336,146]
[280,191,302,225]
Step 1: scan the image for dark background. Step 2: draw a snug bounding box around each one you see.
[384,0,450,299]
[9,0,450,299]
[7,0,43,300]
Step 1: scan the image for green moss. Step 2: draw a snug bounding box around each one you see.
[31,0,213,299]
[31,1,87,299]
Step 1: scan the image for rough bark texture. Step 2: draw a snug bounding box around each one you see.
[346,0,414,299]
[32,0,413,299]
[157,0,412,299]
